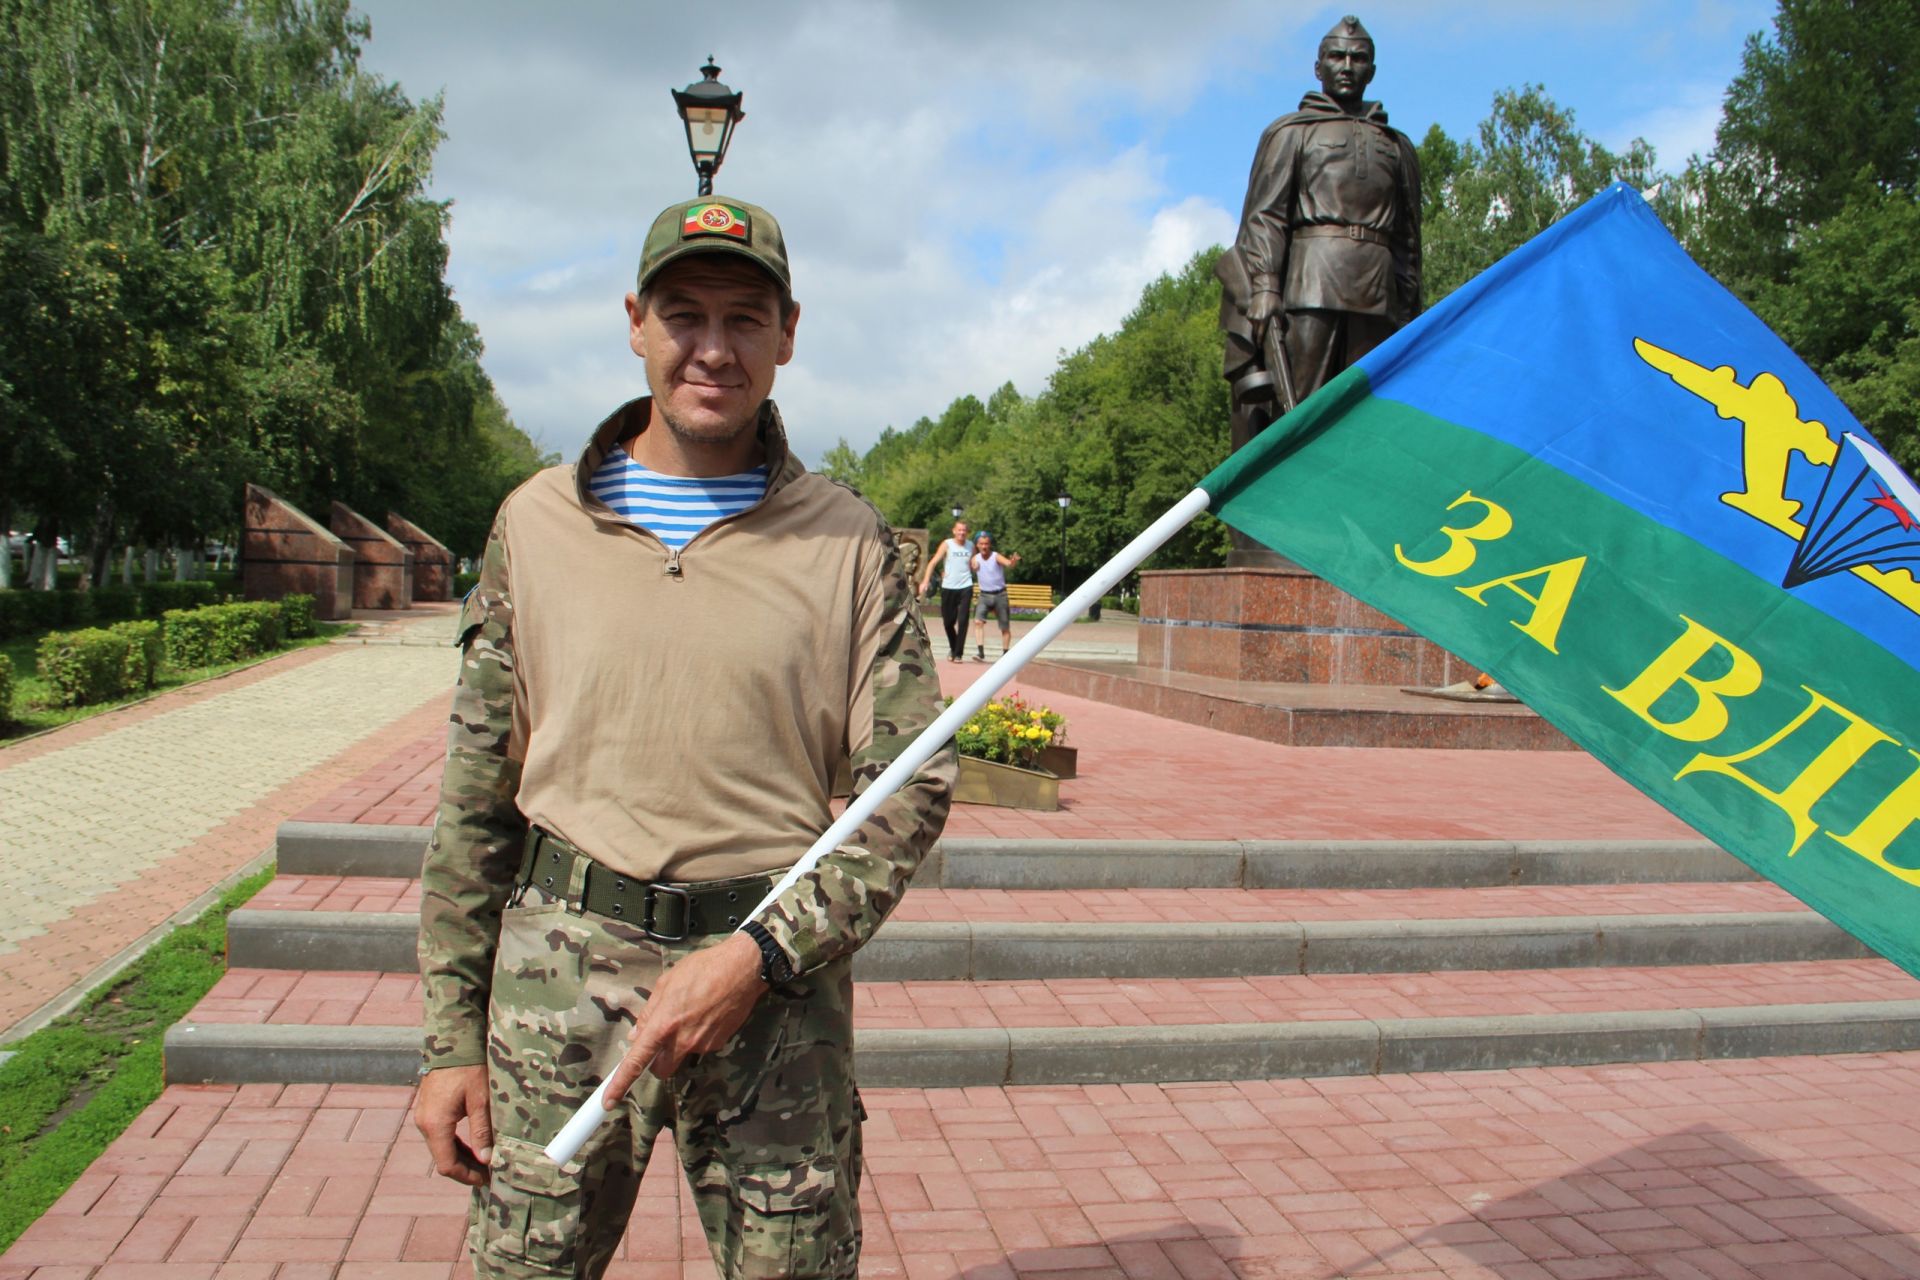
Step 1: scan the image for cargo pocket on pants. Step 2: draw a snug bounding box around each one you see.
[468,1133,577,1270]
[732,1155,844,1279]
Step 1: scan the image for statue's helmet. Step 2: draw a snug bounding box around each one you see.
[1320,14,1374,51]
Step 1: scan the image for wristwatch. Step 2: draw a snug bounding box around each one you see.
[741,922,795,986]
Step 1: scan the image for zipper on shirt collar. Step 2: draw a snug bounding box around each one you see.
[664,545,682,577]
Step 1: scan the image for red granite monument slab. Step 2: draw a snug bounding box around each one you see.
[330,502,413,611]
[1139,565,1477,687]
[386,512,453,602]
[241,484,356,621]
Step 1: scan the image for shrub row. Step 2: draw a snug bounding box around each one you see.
[0,653,13,726]
[30,594,317,709]
[35,621,165,708]
[163,602,285,669]
[279,593,317,639]
[453,570,480,598]
[0,581,217,638]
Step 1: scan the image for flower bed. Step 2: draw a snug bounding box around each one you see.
[954,692,1065,771]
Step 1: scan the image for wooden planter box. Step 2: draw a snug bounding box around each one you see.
[1036,743,1077,780]
[954,755,1060,811]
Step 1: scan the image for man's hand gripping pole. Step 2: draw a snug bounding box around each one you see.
[541,487,1214,1167]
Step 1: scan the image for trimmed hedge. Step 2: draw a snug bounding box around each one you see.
[114,620,164,690]
[139,580,216,616]
[0,580,217,639]
[162,601,284,669]
[38,628,131,707]
[0,590,89,637]
[453,570,480,598]
[279,593,317,639]
[0,654,13,725]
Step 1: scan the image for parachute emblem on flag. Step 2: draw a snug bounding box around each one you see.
[1784,433,1920,588]
[1635,337,1920,610]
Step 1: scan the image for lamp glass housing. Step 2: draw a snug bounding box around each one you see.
[683,107,732,165]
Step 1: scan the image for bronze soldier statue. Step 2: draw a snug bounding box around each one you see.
[1217,14,1422,562]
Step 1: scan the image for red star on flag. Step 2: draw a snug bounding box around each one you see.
[1867,483,1917,532]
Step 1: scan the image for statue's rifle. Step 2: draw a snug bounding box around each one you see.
[1262,311,1300,417]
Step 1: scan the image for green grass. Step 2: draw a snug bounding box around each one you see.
[0,623,349,744]
[0,863,276,1251]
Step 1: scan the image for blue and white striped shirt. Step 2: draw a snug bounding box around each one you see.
[588,445,768,549]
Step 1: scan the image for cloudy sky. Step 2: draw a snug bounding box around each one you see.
[348,0,1777,466]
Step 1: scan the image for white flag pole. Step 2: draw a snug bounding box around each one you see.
[544,486,1213,1165]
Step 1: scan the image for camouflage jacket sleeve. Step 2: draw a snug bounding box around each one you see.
[752,514,955,976]
[417,515,526,1068]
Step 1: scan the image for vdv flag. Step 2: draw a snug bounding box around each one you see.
[1201,183,1920,977]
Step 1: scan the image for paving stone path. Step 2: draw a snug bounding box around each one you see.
[0,612,458,1038]
[10,611,1920,1276]
[8,1055,1920,1278]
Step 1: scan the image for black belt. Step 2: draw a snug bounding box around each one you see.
[1294,223,1392,247]
[515,827,780,941]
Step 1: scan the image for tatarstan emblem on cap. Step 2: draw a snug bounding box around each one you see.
[682,203,750,241]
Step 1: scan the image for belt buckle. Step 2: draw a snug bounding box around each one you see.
[643,883,692,942]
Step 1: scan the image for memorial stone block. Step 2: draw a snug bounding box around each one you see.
[242,484,356,621]
[330,502,413,611]
[387,512,454,601]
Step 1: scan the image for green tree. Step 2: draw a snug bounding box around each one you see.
[1671,0,1920,464]
[1421,85,1656,303]
[1758,190,1920,470]
[815,439,867,489]
[0,0,545,568]
[1690,0,1920,291]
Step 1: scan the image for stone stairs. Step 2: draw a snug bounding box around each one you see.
[161,825,1920,1089]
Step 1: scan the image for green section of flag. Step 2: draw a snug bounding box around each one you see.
[1209,376,1920,974]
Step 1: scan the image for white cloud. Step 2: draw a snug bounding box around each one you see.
[353,0,1766,467]
[353,0,1293,465]
[1610,80,1727,169]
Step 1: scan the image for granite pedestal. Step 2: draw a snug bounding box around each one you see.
[1139,565,1477,687]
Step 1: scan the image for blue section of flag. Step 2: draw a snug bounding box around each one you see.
[1350,183,1920,665]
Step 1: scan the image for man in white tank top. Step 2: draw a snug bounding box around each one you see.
[917,518,973,662]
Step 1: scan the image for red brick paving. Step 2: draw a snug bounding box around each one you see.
[11,629,1897,1276]
[10,1057,1920,1276]
[184,958,1918,1032]
[291,666,1692,842]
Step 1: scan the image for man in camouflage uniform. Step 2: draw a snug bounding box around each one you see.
[413,194,955,1278]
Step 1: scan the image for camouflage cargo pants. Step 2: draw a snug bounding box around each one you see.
[468,882,862,1278]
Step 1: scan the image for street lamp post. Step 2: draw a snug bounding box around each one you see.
[672,58,745,196]
[1055,491,1071,603]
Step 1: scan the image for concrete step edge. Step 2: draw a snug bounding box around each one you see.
[223,908,1871,979]
[275,823,1752,889]
[164,999,1920,1089]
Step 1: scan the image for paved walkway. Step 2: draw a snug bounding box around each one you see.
[7,1054,1920,1278]
[17,606,1916,1277]
[288,662,1693,842]
[0,610,459,1040]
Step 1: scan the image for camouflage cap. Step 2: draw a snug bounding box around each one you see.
[637,195,791,294]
